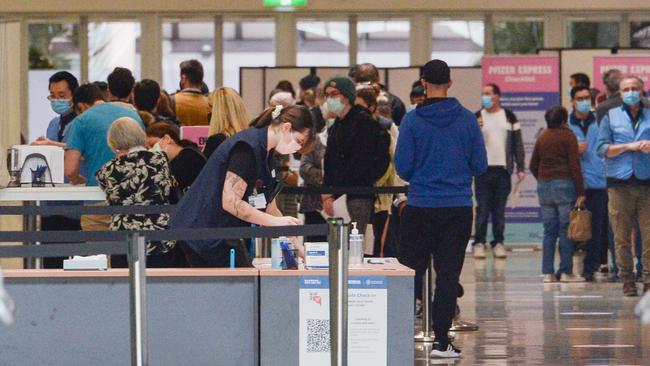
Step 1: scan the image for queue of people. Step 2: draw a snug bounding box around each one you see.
[30,56,650,359]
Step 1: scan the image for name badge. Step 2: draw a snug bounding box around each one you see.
[248,193,267,209]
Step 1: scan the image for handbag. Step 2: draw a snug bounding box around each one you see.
[568,205,592,242]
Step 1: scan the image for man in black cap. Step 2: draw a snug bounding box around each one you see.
[395,59,487,359]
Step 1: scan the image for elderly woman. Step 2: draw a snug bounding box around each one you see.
[530,106,586,283]
[96,117,182,268]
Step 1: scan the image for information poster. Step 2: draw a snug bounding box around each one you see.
[299,276,387,366]
[593,56,650,91]
[180,126,210,152]
[482,56,560,224]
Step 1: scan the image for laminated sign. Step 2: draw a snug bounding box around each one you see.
[299,276,387,366]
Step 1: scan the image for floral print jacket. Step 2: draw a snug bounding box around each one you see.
[96,148,175,255]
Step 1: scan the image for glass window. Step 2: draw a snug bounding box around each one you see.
[493,21,544,55]
[357,20,409,67]
[223,20,275,92]
[567,21,619,48]
[432,20,484,66]
[88,21,141,82]
[297,20,348,67]
[28,23,80,143]
[162,20,215,94]
[631,21,650,48]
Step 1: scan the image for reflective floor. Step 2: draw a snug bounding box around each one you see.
[414,252,650,365]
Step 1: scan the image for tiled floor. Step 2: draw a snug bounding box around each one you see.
[414,252,650,365]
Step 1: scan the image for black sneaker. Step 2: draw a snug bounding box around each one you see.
[430,341,461,358]
[584,272,595,282]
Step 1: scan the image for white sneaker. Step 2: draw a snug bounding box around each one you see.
[543,274,557,283]
[493,243,508,258]
[430,341,461,358]
[560,273,586,283]
[473,243,486,259]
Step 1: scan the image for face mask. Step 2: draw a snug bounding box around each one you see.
[407,104,417,112]
[576,100,592,114]
[622,90,641,106]
[481,95,493,109]
[50,99,71,115]
[149,141,167,155]
[326,97,345,116]
[326,118,336,128]
[275,130,301,155]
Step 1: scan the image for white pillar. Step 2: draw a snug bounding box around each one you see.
[348,15,358,67]
[214,15,224,88]
[140,14,162,82]
[410,13,431,66]
[275,12,296,66]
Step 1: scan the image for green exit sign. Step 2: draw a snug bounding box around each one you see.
[264,0,307,6]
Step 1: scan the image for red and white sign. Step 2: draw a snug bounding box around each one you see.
[180,126,210,151]
[593,56,650,91]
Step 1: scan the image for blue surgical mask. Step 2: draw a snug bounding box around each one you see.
[622,90,641,106]
[481,95,493,109]
[576,100,592,114]
[326,97,345,116]
[50,99,71,115]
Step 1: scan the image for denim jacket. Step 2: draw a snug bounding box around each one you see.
[597,105,650,181]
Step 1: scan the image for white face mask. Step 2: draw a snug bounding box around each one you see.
[326,97,345,116]
[149,141,167,155]
[275,130,302,155]
[326,118,336,128]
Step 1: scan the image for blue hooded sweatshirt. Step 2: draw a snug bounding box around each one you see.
[395,98,487,208]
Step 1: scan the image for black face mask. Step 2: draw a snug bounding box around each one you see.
[178,81,184,92]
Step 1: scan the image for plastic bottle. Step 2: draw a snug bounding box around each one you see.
[348,222,364,266]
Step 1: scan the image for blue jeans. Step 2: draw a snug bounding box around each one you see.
[474,167,511,246]
[538,180,576,275]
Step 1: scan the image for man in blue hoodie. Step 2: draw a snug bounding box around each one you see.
[395,59,487,358]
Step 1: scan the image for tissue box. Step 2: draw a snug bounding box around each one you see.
[63,255,108,271]
[305,242,329,269]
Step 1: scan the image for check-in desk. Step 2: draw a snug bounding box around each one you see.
[257,259,415,366]
[0,268,259,366]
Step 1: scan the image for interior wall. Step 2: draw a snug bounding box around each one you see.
[0,21,28,269]
[242,66,483,120]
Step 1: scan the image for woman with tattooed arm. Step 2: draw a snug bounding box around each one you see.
[170,105,315,267]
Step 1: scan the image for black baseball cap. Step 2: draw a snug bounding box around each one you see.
[421,59,450,85]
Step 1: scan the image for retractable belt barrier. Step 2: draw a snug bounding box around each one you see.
[0,224,329,247]
[0,221,348,366]
[0,186,408,216]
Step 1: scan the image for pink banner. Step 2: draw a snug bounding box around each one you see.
[593,56,650,91]
[482,56,559,93]
[180,126,210,151]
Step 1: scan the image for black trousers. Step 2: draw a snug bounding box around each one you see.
[111,243,188,268]
[303,211,328,242]
[180,239,253,268]
[41,215,82,268]
[399,205,472,344]
[372,210,389,257]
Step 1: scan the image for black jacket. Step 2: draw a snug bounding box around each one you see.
[324,105,384,193]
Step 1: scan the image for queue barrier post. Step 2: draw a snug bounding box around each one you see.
[128,233,148,366]
[328,218,349,366]
[414,255,435,343]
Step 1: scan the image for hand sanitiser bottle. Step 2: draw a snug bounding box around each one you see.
[349,222,364,266]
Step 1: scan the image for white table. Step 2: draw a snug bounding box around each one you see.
[0,186,105,202]
[0,185,105,268]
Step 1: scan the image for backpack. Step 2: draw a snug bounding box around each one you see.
[371,123,391,183]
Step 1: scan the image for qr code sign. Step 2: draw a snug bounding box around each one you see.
[306,319,330,353]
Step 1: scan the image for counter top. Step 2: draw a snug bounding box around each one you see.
[3,268,260,278]
[0,185,105,201]
[254,257,414,277]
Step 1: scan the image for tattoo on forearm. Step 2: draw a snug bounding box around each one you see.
[224,171,252,220]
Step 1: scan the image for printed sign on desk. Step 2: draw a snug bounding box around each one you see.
[299,276,387,366]
[593,56,650,91]
[180,126,210,152]
[482,56,560,224]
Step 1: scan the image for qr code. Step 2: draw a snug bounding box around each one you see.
[306,319,330,353]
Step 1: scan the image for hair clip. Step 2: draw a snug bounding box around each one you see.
[272,104,283,120]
